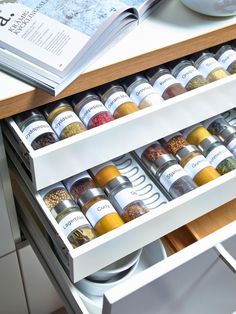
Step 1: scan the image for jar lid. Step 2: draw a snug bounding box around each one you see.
[63,171,93,192]
[181,123,204,139]
[175,145,199,160]
[50,199,78,218]
[145,65,170,86]
[70,90,100,111]
[218,127,236,142]
[42,99,71,118]
[104,175,131,195]
[96,82,124,101]
[121,74,147,93]
[198,135,219,152]
[168,59,194,78]
[190,51,214,67]
[209,44,231,58]
[77,187,105,208]
[14,109,44,129]
[202,115,222,129]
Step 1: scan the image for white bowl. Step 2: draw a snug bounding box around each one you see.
[86,249,142,282]
[180,0,236,16]
[76,257,140,297]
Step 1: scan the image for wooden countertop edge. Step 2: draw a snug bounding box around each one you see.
[0,23,235,120]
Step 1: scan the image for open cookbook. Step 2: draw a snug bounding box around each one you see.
[0,0,165,95]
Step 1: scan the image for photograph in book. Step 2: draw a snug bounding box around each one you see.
[0,0,165,95]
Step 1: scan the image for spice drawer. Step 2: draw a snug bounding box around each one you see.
[16,183,236,314]
[3,74,236,190]
[7,131,236,283]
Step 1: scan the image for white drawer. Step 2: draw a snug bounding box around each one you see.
[8,136,236,283]
[18,187,236,314]
[3,74,236,190]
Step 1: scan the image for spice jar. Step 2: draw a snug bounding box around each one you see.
[182,123,212,146]
[14,109,58,150]
[50,199,96,248]
[198,135,236,175]
[161,132,189,156]
[97,83,139,119]
[104,176,148,222]
[203,115,236,157]
[90,161,121,188]
[190,51,229,82]
[70,90,114,129]
[122,74,163,109]
[168,59,208,91]
[135,141,197,199]
[145,65,187,100]
[43,100,86,139]
[63,171,96,201]
[77,188,124,235]
[39,182,72,210]
[175,145,220,186]
[210,44,236,74]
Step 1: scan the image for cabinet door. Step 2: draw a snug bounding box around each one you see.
[0,251,28,314]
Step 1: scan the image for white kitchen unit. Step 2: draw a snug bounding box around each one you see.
[0,1,236,313]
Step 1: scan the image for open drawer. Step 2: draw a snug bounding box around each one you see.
[3,74,236,190]
[17,182,236,314]
[7,131,236,283]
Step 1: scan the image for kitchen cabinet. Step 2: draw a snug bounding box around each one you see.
[0,1,236,313]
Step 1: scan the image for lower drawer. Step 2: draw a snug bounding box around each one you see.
[18,193,236,314]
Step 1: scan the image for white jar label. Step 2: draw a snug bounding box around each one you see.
[39,182,66,199]
[78,100,108,126]
[184,155,211,178]
[104,91,132,115]
[90,161,115,176]
[153,74,180,95]
[198,57,222,78]
[130,82,162,106]
[227,137,236,157]
[63,171,91,192]
[114,187,140,209]
[22,120,54,144]
[206,145,233,168]
[218,49,236,70]
[86,199,117,227]
[58,211,89,237]
[160,164,188,192]
[176,65,203,86]
[52,111,82,136]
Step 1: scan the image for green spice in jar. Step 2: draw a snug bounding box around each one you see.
[168,59,208,91]
[190,51,229,82]
[42,100,86,139]
[198,135,236,175]
[51,200,96,248]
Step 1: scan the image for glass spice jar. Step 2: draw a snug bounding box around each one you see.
[145,65,187,100]
[175,145,221,186]
[210,44,236,74]
[198,135,236,175]
[14,109,58,150]
[135,141,197,199]
[160,132,189,156]
[77,188,124,235]
[70,90,114,129]
[97,83,139,119]
[39,182,72,211]
[90,161,121,188]
[182,123,212,146]
[43,99,86,140]
[122,73,163,109]
[203,115,236,157]
[168,59,208,91]
[104,176,148,222]
[63,171,96,202]
[50,199,96,248]
[190,51,229,82]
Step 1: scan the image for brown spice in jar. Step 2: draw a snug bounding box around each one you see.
[122,203,148,222]
[43,188,72,210]
[70,178,96,200]
[142,143,166,162]
[163,135,188,155]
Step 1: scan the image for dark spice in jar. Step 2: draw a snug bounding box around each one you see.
[145,65,187,100]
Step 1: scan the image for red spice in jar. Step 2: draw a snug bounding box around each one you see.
[88,111,114,129]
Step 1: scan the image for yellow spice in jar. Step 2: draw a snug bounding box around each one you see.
[113,102,139,119]
[186,126,211,146]
[93,165,121,187]
[193,167,221,186]
[94,213,124,235]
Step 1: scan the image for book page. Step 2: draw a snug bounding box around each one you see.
[0,0,131,74]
